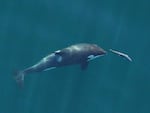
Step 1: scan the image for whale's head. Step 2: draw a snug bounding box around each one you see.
[90,44,107,55]
[86,44,107,61]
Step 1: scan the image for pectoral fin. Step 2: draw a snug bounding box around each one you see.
[80,61,89,70]
[43,67,56,71]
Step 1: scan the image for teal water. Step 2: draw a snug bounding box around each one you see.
[0,0,150,113]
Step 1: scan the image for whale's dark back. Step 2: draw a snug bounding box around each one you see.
[55,43,106,67]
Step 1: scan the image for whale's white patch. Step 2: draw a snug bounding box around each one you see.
[43,57,48,62]
[73,46,81,51]
[43,67,56,71]
[57,56,62,62]
[87,55,102,61]
[88,55,95,59]
[55,50,61,54]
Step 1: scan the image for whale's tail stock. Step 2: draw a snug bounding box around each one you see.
[14,70,25,87]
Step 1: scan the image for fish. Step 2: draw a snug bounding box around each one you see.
[109,49,132,62]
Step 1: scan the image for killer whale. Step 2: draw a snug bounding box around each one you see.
[15,43,107,86]
[15,43,132,86]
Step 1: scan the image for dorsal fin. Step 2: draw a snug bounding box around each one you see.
[80,61,89,70]
[54,50,65,56]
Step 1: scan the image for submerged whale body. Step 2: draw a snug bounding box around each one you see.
[15,43,107,86]
[15,43,133,87]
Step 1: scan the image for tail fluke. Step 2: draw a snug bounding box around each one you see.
[14,71,25,87]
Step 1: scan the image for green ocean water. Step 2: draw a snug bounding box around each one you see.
[0,0,150,113]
